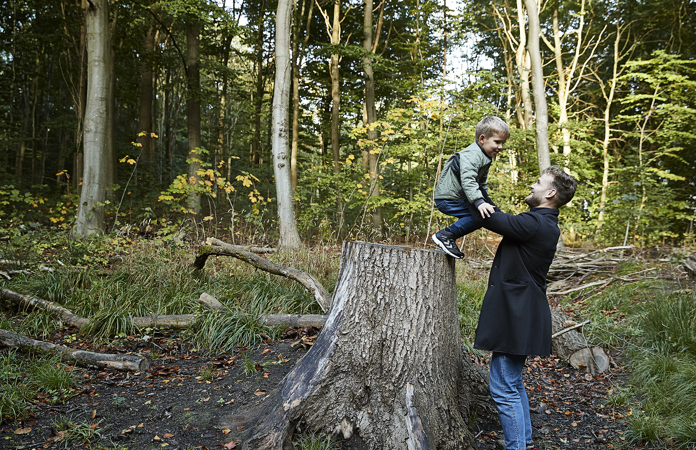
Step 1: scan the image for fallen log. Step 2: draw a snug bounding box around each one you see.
[550,309,609,375]
[194,238,332,312]
[131,314,197,329]
[1,288,89,329]
[2,288,328,333]
[0,329,149,372]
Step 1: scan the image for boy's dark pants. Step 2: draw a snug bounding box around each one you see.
[435,199,483,238]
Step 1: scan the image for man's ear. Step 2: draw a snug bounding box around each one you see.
[545,189,557,200]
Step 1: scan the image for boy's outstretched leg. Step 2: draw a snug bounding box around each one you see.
[432,227,465,259]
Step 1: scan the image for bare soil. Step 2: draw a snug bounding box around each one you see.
[0,326,657,450]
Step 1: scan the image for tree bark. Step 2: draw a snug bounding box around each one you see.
[221,241,494,449]
[0,329,148,372]
[524,0,550,173]
[272,0,303,251]
[74,0,111,236]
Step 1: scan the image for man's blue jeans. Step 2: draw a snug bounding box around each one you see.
[435,199,482,238]
[489,352,533,450]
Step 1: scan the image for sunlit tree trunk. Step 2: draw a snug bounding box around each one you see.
[74,0,111,236]
[272,0,303,251]
[594,23,635,231]
[186,20,202,215]
[525,0,550,173]
[516,0,533,129]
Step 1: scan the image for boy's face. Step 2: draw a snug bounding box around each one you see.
[478,132,507,159]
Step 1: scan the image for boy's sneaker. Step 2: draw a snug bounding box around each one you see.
[432,230,465,259]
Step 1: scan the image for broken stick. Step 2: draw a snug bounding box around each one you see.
[0,329,149,372]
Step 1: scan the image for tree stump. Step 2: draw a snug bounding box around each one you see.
[221,241,493,449]
[550,309,610,375]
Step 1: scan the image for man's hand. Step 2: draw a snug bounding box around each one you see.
[477,202,496,218]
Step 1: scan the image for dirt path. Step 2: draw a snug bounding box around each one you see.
[1,329,648,450]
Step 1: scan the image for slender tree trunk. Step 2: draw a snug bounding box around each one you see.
[596,23,634,231]
[291,0,313,190]
[253,1,266,166]
[272,0,303,251]
[164,68,172,182]
[105,6,118,200]
[74,0,111,236]
[218,36,231,185]
[525,0,550,173]
[516,0,533,129]
[363,0,382,237]
[224,242,494,449]
[186,20,202,215]
[137,18,155,166]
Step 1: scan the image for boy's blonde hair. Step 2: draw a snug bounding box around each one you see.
[475,116,510,141]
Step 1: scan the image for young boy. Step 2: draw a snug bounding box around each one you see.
[431,116,510,259]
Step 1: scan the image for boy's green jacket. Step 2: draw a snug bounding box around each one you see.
[434,141,492,204]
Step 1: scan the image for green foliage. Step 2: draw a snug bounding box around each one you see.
[192,308,275,353]
[456,276,487,350]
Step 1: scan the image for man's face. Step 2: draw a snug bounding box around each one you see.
[525,173,556,208]
[478,132,507,159]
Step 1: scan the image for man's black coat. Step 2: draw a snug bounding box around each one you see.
[473,207,560,356]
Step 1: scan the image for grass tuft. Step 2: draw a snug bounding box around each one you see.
[52,415,103,445]
[292,431,338,450]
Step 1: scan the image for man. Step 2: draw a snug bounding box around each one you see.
[473,166,577,450]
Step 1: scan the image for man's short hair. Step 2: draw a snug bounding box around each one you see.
[476,116,511,141]
[544,166,577,207]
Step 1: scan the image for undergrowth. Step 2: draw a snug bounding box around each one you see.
[1,236,335,351]
[560,271,696,449]
[0,348,76,422]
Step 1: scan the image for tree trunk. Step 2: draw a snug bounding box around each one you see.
[364,0,382,238]
[291,0,313,190]
[272,0,303,251]
[515,0,533,130]
[525,0,550,173]
[74,0,111,236]
[186,20,202,215]
[222,241,494,449]
[253,1,266,166]
[137,18,155,165]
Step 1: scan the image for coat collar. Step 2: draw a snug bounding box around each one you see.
[530,207,559,216]
[475,142,493,161]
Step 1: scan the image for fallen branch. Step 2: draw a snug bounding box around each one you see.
[551,320,591,339]
[131,314,197,329]
[194,238,332,312]
[1,288,89,329]
[0,329,149,372]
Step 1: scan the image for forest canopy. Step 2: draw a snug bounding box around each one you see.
[1,0,695,247]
